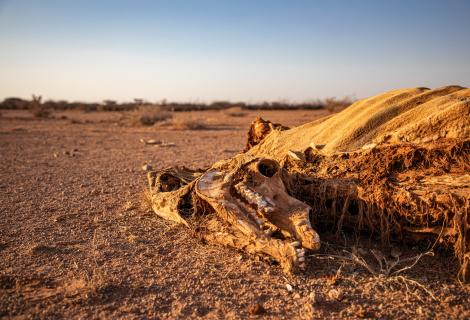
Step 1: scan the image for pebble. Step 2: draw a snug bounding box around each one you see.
[142,164,153,171]
[328,288,344,301]
[140,139,162,145]
[248,303,265,315]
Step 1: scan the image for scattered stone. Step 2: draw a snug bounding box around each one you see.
[158,142,176,148]
[293,293,301,299]
[140,138,162,145]
[328,288,344,301]
[286,283,293,292]
[248,303,265,315]
[142,164,153,171]
[354,305,366,318]
[309,291,322,304]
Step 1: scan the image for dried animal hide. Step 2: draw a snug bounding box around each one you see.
[146,86,470,278]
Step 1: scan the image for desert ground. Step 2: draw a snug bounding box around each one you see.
[0,108,469,319]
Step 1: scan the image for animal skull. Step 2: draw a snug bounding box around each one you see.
[148,157,321,273]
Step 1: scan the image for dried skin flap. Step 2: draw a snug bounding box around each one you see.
[147,86,470,278]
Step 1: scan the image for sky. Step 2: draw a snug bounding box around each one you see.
[0,0,469,103]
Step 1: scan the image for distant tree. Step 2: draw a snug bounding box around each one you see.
[30,94,50,118]
[103,99,117,106]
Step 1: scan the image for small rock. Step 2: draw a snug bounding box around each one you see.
[141,139,162,145]
[286,283,293,292]
[293,293,301,299]
[328,288,344,301]
[352,305,366,318]
[309,292,318,303]
[248,303,265,315]
[142,164,153,171]
[158,142,176,148]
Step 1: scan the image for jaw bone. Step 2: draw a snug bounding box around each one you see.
[194,158,320,273]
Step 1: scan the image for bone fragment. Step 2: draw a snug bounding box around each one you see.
[287,150,306,161]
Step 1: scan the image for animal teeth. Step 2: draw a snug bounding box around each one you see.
[258,200,267,206]
[296,249,305,256]
[262,207,274,213]
[298,257,305,262]
[290,241,301,247]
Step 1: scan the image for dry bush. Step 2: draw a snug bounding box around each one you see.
[158,118,211,130]
[32,108,51,118]
[324,97,354,113]
[224,108,248,117]
[126,105,173,126]
[30,94,51,118]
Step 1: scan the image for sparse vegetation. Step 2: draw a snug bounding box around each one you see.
[30,94,51,118]
[225,108,248,117]
[0,96,355,113]
[126,106,173,126]
[324,97,354,113]
[160,118,211,130]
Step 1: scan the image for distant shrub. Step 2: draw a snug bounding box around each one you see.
[159,118,211,130]
[128,106,173,126]
[224,107,248,117]
[30,95,51,118]
[0,97,29,110]
[324,97,354,113]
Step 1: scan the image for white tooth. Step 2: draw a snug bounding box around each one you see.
[264,198,275,206]
[298,257,305,262]
[290,241,300,247]
[263,207,273,213]
[296,249,305,256]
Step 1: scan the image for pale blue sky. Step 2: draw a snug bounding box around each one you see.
[0,0,469,102]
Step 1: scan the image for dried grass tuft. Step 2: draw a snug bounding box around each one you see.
[125,106,173,126]
[159,118,212,130]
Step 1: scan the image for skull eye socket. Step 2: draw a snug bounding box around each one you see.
[257,159,279,178]
[159,173,181,192]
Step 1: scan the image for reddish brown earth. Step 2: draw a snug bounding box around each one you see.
[0,109,469,319]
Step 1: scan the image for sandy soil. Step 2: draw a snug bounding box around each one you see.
[0,109,469,319]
